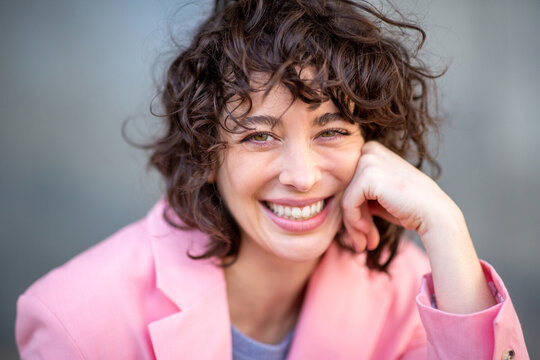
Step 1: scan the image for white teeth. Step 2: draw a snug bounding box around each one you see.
[266,200,326,221]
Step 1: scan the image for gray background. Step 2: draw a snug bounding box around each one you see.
[1,0,539,358]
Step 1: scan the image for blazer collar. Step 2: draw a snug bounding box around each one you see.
[145,199,232,359]
[143,199,392,359]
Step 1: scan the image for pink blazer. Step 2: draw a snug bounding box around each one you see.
[16,199,528,359]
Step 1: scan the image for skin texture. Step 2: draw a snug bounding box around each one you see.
[216,83,364,264]
[342,142,497,314]
[216,74,495,344]
[217,79,364,343]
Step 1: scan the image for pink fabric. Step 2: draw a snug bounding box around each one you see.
[16,199,529,359]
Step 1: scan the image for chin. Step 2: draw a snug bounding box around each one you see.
[268,233,336,263]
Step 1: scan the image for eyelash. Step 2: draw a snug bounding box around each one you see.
[240,131,277,146]
[318,128,351,140]
[240,128,351,146]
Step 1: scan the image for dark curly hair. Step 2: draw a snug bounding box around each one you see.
[147,0,443,272]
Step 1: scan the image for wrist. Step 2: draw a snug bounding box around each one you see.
[419,195,469,248]
[417,190,466,238]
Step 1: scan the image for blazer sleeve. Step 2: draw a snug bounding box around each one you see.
[16,293,85,360]
[415,260,529,360]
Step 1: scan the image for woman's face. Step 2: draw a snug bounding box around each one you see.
[215,80,364,264]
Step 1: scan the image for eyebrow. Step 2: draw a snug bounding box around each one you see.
[230,112,347,132]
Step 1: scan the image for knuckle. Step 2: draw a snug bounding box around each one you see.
[362,167,381,185]
[362,140,382,152]
[360,152,376,165]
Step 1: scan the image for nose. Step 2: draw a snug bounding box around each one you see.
[278,142,322,192]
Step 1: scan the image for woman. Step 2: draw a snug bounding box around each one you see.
[16,0,528,359]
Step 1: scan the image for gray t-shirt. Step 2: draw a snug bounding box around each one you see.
[231,324,294,360]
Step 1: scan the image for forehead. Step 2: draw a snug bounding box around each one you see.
[224,68,334,124]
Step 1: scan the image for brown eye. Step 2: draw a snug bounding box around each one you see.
[320,130,337,137]
[253,133,270,141]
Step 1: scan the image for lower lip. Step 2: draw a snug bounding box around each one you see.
[261,197,333,233]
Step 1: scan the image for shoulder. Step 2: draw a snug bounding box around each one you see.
[22,218,154,308]
[19,198,197,308]
[15,200,192,358]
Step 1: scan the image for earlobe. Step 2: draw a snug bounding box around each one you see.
[207,167,216,183]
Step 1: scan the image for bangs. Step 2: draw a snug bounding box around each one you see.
[212,0,433,134]
[147,0,443,272]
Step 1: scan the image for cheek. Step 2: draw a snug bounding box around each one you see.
[321,144,363,185]
[216,150,276,202]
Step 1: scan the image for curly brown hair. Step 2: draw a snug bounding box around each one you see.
[147,0,443,272]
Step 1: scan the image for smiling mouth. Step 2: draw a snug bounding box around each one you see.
[264,199,327,221]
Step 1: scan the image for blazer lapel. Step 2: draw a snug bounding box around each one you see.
[287,243,390,360]
[148,288,231,360]
[146,200,232,359]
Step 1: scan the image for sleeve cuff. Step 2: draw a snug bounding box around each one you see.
[418,260,506,310]
[415,260,529,359]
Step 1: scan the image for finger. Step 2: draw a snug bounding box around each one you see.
[361,201,380,250]
[353,232,367,253]
[365,220,380,250]
[342,190,371,234]
[343,219,367,253]
[342,231,365,253]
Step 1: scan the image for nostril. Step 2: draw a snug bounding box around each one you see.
[278,170,321,192]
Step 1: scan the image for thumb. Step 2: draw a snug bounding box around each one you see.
[361,201,380,250]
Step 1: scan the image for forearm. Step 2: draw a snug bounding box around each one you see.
[420,200,496,314]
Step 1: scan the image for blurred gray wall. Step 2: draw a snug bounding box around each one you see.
[1,0,539,358]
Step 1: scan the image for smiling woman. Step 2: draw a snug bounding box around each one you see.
[15,0,529,359]
[215,78,364,266]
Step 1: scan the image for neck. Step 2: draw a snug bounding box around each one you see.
[224,240,319,345]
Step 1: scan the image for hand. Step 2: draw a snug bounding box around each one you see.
[341,141,496,313]
[341,140,456,252]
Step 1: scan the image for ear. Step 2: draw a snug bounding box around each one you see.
[207,165,216,183]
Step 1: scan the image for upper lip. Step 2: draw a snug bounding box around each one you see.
[261,196,330,207]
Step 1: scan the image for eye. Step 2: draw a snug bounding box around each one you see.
[317,128,351,140]
[320,130,338,138]
[240,131,278,146]
[252,133,273,142]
